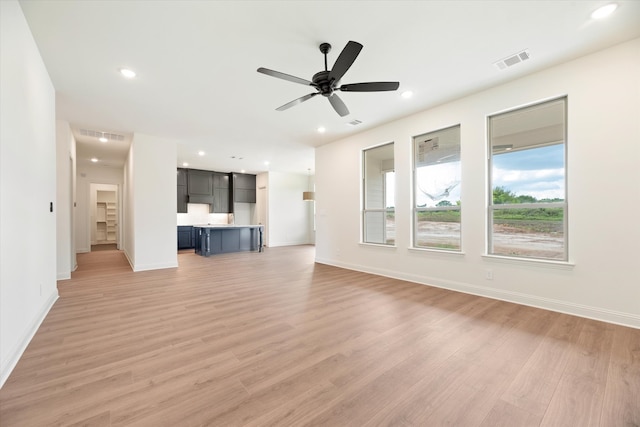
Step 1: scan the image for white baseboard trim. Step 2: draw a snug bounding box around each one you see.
[268,240,312,248]
[123,247,177,272]
[56,271,71,280]
[315,257,640,330]
[122,250,179,271]
[0,290,59,389]
[133,261,178,272]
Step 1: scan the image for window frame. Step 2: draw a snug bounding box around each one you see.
[487,96,568,262]
[361,142,395,246]
[412,124,462,252]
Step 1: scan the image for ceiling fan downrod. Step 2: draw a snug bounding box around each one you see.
[319,42,331,71]
[314,43,333,97]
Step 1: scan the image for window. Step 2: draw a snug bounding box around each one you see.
[488,97,567,261]
[363,143,395,245]
[413,125,461,251]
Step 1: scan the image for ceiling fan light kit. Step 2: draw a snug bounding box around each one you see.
[258,41,400,117]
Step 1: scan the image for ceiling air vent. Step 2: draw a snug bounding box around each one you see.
[347,119,362,126]
[493,49,530,70]
[79,128,125,141]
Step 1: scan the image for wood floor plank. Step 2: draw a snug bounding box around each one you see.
[480,400,542,427]
[0,245,638,426]
[501,313,584,416]
[599,325,640,426]
[540,319,616,427]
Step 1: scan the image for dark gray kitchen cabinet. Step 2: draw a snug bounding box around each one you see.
[177,226,193,249]
[187,169,214,208]
[177,168,188,213]
[194,226,263,256]
[212,172,230,213]
[213,188,229,213]
[177,168,187,186]
[177,184,188,213]
[187,170,213,197]
[213,173,229,189]
[178,168,233,213]
[233,173,256,203]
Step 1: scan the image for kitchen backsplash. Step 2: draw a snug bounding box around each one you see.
[177,203,253,225]
[177,203,228,225]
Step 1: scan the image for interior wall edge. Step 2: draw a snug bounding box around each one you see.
[123,248,135,272]
[0,291,58,389]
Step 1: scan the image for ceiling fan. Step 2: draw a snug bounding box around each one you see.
[257,41,400,117]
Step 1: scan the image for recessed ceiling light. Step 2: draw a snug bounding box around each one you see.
[241,169,246,173]
[401,90,413,99]
[119,68,136,78]
[99,136,108,143]
[90,157,98,163]
[591,3,617,19]
[317,126,326,133]
[264,161,270,166]
[182,162,189,167]
[198,151,205,156]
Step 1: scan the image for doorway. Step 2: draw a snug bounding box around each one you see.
[89,183,119,250]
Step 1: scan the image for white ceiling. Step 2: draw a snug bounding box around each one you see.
[19,0,640,174]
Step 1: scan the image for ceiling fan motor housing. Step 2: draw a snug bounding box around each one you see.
[312,71,333,96]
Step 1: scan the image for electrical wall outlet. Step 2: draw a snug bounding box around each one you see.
[485,269,493,280]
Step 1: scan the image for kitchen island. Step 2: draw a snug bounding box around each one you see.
[194,225,263,257]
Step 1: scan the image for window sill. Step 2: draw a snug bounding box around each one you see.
[408,247,465,256]
[482,254,575,270]
[359,242,397,249]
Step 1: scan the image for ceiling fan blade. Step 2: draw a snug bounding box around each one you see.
[276,93,318,111]
[328,93,349,117]
[257,67,314,87]
[339,82,400,92]
[328,41,363,84]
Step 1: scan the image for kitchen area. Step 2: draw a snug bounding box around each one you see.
[177,168,263,256]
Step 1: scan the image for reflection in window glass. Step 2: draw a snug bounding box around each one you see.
[363,143,395,245]
[488,97,567,260]
[413,125,461,250]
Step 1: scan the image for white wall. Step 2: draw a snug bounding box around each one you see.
[233,202,255,225]
[307,174,316,245]
[0,0,58,387]
[265,171,315,247]
[316,38,640,328]
[75,163,123,252]
[56,120,76,279]
[123,144,135,266]
[256,172,269,244]
[124,133,178,271]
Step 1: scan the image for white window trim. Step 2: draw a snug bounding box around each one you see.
[361,142,395,246]
[487,96,568,262]
[412,124,462,252]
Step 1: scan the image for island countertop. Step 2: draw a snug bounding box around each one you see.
[193,224,263,229]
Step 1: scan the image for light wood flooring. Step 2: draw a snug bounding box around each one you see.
[1,245,638,426]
